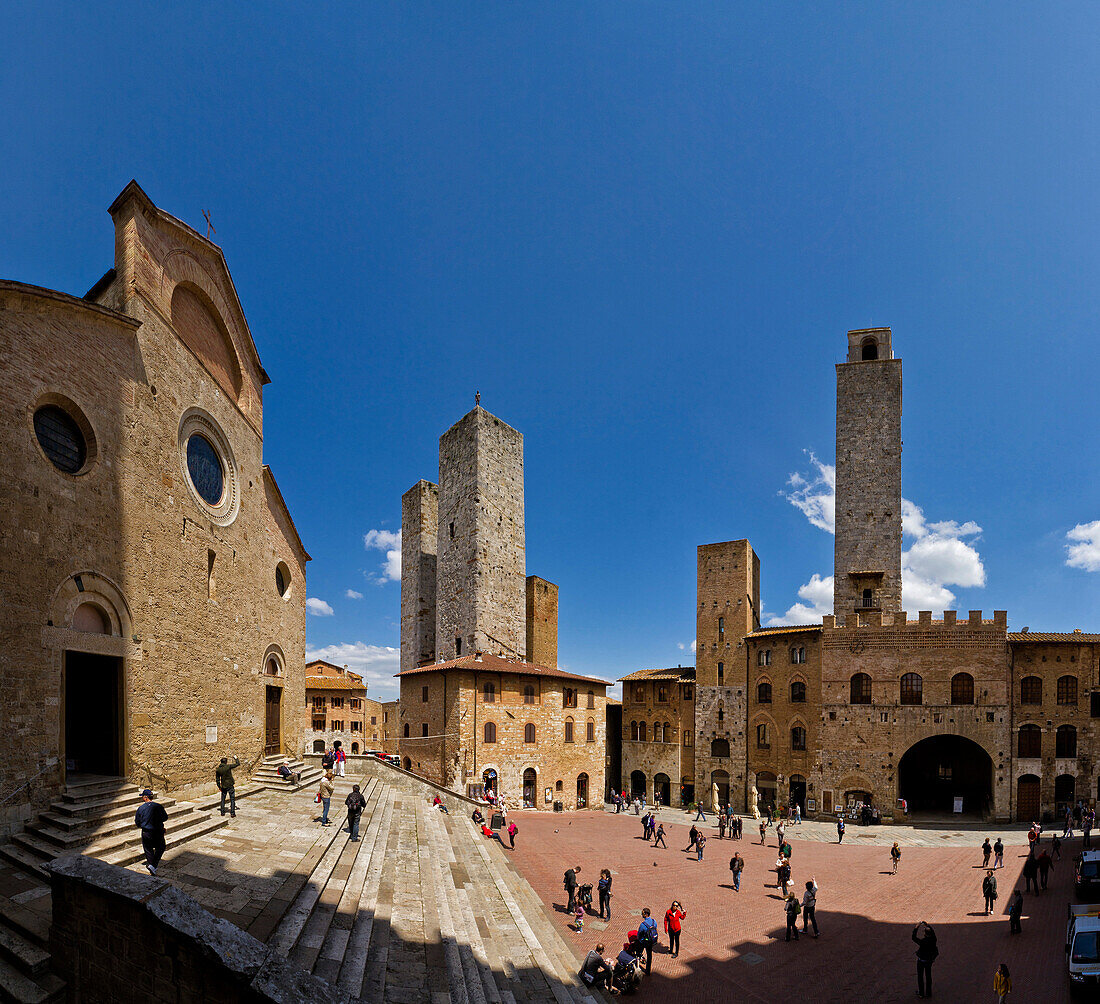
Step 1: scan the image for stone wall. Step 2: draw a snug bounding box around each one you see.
[400,479,437,671]
[525,575,558,668]
[619,674,695,804]
[48,854,343,1004]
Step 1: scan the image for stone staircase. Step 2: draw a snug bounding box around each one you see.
[267,778,601,1004]
[251,754,324,793]
[0,891,63,1004]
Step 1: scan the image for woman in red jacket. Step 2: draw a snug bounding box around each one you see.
[664,900,687,958]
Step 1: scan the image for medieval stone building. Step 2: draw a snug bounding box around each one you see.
[623,327,1100,823]
[397,405,606,807]
[0,181,309,834]
[304,660,384,755]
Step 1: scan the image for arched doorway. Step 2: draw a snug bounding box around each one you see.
[577,773,589,809]
[680,777,694,807]
[403,757,411,771]
[653,773,671,806]
[789,774,807,814]
[1056,774,1076,816]
[756,771,777,814]
[482,768,497,798]
[523,768,537,808]
[630,770,646,800]
[898,734,993,817]
[1017,774,1040,822]
[711,770,730,808]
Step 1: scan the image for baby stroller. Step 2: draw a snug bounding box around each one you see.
[612,937,644,995]
[578,883,593,912]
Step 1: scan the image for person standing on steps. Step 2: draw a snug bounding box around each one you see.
[730,852,743,891]
[134,789,168,876]
[981,838,992,869]
[912,921,938,999]
[318,770,335,826]
[802,877,819,937]
[993,837,1004,869]
[215,756,239,818]
[345,783,366,841]
[507,819,518,849]
[664,900,686,958]
[597,869,613,920]
[982,869,997,915]
[332,740,346,777]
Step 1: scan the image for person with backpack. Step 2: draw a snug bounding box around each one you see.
[912,921,938,998]
[345,783,366,841]
[637,908,658,973]
[890,842,902,874]
[654,822,667,848]
[729,853,743,891]
[597,869,613,920]
[981,837,992,869]
[663,900,686,958]
[784,892,801,941]
[982,869,997,915]
[802,877,819,937]
[215,755,239,818]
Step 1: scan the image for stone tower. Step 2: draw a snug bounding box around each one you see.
[833,327,903,622]
[400,480,438,671]
[526,575,559,668]
[694,539,760,811]
[436,406,526,660]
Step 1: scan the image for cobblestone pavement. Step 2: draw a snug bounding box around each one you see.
[511,806,1082,1002]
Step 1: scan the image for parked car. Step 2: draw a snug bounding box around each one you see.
[384,754,400,767]
[364,750,385,759]
[1067,902,1100,991]
[1076,851,1100,897]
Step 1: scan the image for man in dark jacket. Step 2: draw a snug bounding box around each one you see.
[982,869,997,914]
[1008,889,1023,934]
[912,921,938,999]
[1022,850,1039,893]
[134,789,168,876]
[345,784,367,841]
[564,865,580,912]
[215,756,240,817]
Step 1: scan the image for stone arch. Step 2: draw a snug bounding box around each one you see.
[50,571,132,640]
[756,676,773,703]
[898,734,993,816]
[787,716,808,751]
[262,643,285,678]
[169,280,243,402]
[861,334,879,360]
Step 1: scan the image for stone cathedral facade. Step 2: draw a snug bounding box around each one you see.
[623,328,1100,824]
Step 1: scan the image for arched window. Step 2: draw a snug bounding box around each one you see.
[717,707,724,722]
[662,722,670,743]
[523,684,536,704]
[711,738,730,758]
[483,722,496,743]
[1056,773,1076,812]
[717,661,724,684]
[524,723,536,744]
[351,742,359,754]
[556,779,563,792]
[1017,724,1041,758]
[565,718,574,743]
[790,681,806,703]
[587,719,595,742]
[564,688,577,708]
[951,673,974,705]
[657,685,667,702]
[900,673,923,705]
[403,723,410,738]
[1057,724,1078,758]
[1020,676,1042,705]
[850,673,872,705]
[639,721,647,742]
[791,726,806,751]
[790,647,806,664]
[587,690,595,709]
[757,681,772,703]
[630,720,639,741]
[861,335,878,360]
[1058,676,1078,705]
[483,681,496,703]
[758,649,771,666]
[653,721,661,742]
[756,724,769,749]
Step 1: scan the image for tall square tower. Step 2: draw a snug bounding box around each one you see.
[400,480,438,671]
[833,328,903,622]
[436,406,526,660]
[526,575,559,668]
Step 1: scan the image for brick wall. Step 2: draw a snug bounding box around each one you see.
[525,575,558,668]
[400,480,437,671]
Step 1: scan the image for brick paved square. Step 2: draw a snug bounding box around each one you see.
[510,809,1079,1002]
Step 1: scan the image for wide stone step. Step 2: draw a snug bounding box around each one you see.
[0,897,48,951]
[0,925,49,978]
[92,811,228,868]
[7,837,52,865]
[26,803,196,849]
[193,783,266,813]
[42,795,179,828]
[62,776,129,797]
[56,789,152,813]
[0,846,48,883]
[0,955,64,1004]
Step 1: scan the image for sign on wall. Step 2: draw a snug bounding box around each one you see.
[205,725,217,744]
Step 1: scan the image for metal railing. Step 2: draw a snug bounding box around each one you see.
[0,762,57,808]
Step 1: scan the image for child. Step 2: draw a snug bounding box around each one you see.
[993,962,1011,1002]
[891,842,901,874]
[574,902,585,933]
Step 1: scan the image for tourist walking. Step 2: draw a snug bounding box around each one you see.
[784,893,801,941]
[1064,806,1075,839]
[802,877,819,936]
[1008,889,1023,934]
[1053,833,1063,860]
[333,740,346,777]
[777,856,791,896]
[993,837,1004,869]
[664,901,686,958]
[912,921,938,999]
[759,820,767,845]
[890,842,901,874]
[215,756,239,818]
[794,802,802,824]
[345,783,366,841]
[685,825,699,852]
[696,833,707,861]
[981,837,992,869]
[597,869,613,920]
[507,820,518,849]
[994,962,1012,1002]
[1022,851,1038,893]
[654,822,667,848]
[837,816,845,843]
[318,771,335,826]
[730,852,743,891]
[718,814,726,839]
[694,802,707,822]
[638,908,658,974]
[982,869,997,915]
[134,789,168,876]
[1038,849,1053,891]
[776,821,785,849]
[564,864,581,912]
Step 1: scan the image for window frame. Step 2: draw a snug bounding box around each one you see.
[757,681,772,704]
[900,673,923,706]
[1020,676,1043,705]
[525,722,536,744]
[1058,675,1078,706]
[791,725,807,751]
[950,673,974,706]
[790,680,807,703]
[484,721,497,744]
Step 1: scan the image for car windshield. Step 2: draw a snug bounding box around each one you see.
[1072,932,1100,964]
[1081,862,1100,879]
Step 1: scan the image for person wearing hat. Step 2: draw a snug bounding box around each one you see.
[134,789,168,875]
[215,756,240,818]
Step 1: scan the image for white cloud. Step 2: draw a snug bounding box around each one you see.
[780,454,986,615]
[306,597,334,617]
[345,589,364,600]
[305,641,401,699]
[1066,521,1100,572]
[676,641,698,653]
[364,528,402,583]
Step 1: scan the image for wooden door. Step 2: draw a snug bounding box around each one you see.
[265,686,281,756]
[1016,775,1040,822]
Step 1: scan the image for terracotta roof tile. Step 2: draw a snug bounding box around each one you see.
[746,624,822,637]
[1008,632,1100,643]
[305,677,368,691]
[618,667,695,683]
[396,652,610,687]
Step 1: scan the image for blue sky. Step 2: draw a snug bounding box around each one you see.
[4,5,1100,701]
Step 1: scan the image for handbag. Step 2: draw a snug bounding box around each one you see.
[315,792,323,803]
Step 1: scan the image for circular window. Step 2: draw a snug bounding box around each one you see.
[276,561,291,598]
[186,434,224,505]
[177,409,240,525]
[34,404,87,473]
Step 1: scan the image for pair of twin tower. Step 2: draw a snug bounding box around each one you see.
[400,406,559,672]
